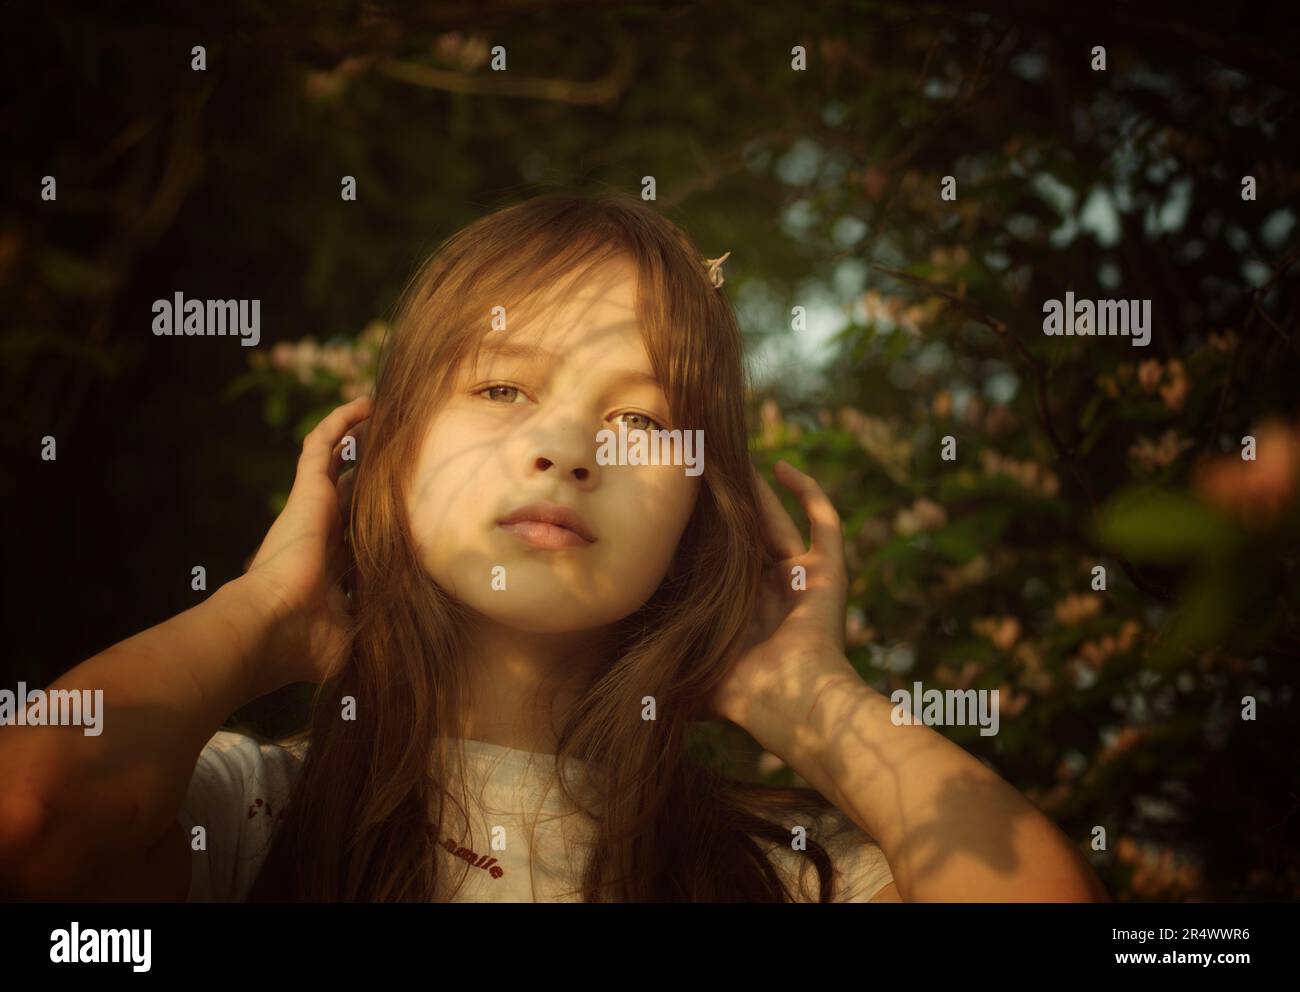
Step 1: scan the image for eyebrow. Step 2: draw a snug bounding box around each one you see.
[477,340,662,389]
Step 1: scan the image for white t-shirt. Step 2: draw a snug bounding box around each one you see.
[178,729,894,902]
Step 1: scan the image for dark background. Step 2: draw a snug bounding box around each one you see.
[3,0,1298,901]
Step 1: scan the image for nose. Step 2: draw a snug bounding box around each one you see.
[525,422,599,486]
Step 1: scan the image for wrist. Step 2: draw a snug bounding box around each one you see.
[741,652,866,780]
[210,577,296,702]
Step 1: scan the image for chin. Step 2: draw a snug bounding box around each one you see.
[425,548,662,631]
[461,587,645,633]
[469,603,610,634]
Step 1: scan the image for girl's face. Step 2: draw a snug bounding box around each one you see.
[404,257,702,633]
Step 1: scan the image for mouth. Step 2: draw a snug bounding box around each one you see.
[497,501,597,550]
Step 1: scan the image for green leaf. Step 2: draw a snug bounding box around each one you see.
[36,247,116,296]
[931,520,983,563]
[264,389,289,428]
[222,368,266,403]
[1147,571,1235,669]
[930,506,1013,564]
[1078,392,1105,433]
[1094,488,1237,562]
[293,407,329,443]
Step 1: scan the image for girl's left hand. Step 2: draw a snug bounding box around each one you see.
[706,459,858,727]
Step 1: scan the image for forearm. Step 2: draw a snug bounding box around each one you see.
[0,577,286,894]
[742,655,1107,902]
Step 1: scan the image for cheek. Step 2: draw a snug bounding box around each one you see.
[614,471,699,576]
[406,417,498,575]
[403,423,700,619]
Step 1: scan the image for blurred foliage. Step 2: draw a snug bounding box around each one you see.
[3,0,1298,901]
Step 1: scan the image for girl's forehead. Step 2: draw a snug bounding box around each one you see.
[470,327,655,381]
[486,270,646,355]
[514,259,639,325]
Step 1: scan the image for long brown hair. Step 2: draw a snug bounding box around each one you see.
[246,188,846,901]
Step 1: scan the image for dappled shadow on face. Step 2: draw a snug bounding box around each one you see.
[401,261,700,634]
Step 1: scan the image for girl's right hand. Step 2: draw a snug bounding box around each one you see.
[238,394,374,686]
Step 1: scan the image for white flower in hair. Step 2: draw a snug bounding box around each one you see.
[703,251,731,288]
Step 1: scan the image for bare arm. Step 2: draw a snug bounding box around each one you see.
[720,461,1107,903]
[0,577,291,900]
[743,656,1110,902]
[0,394,372,900]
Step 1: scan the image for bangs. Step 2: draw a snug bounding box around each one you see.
[459,244,632,386]
[380,190,742,478]
[454,240,710,436]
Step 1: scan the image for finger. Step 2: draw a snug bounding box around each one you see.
[337,465,358,524]
[327,530,348,581]
[772,460,845,575]
[328,420,368,488]
[330,415,368,466]
[752,462,805,562]
[299,395,373,484]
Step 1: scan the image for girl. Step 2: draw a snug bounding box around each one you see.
[0,191,1107,903]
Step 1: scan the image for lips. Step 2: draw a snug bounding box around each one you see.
[497,501,597,544]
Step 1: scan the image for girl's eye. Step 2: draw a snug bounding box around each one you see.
[475,384,660,429]
[615,411,664,432]
[478,384,526,404]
